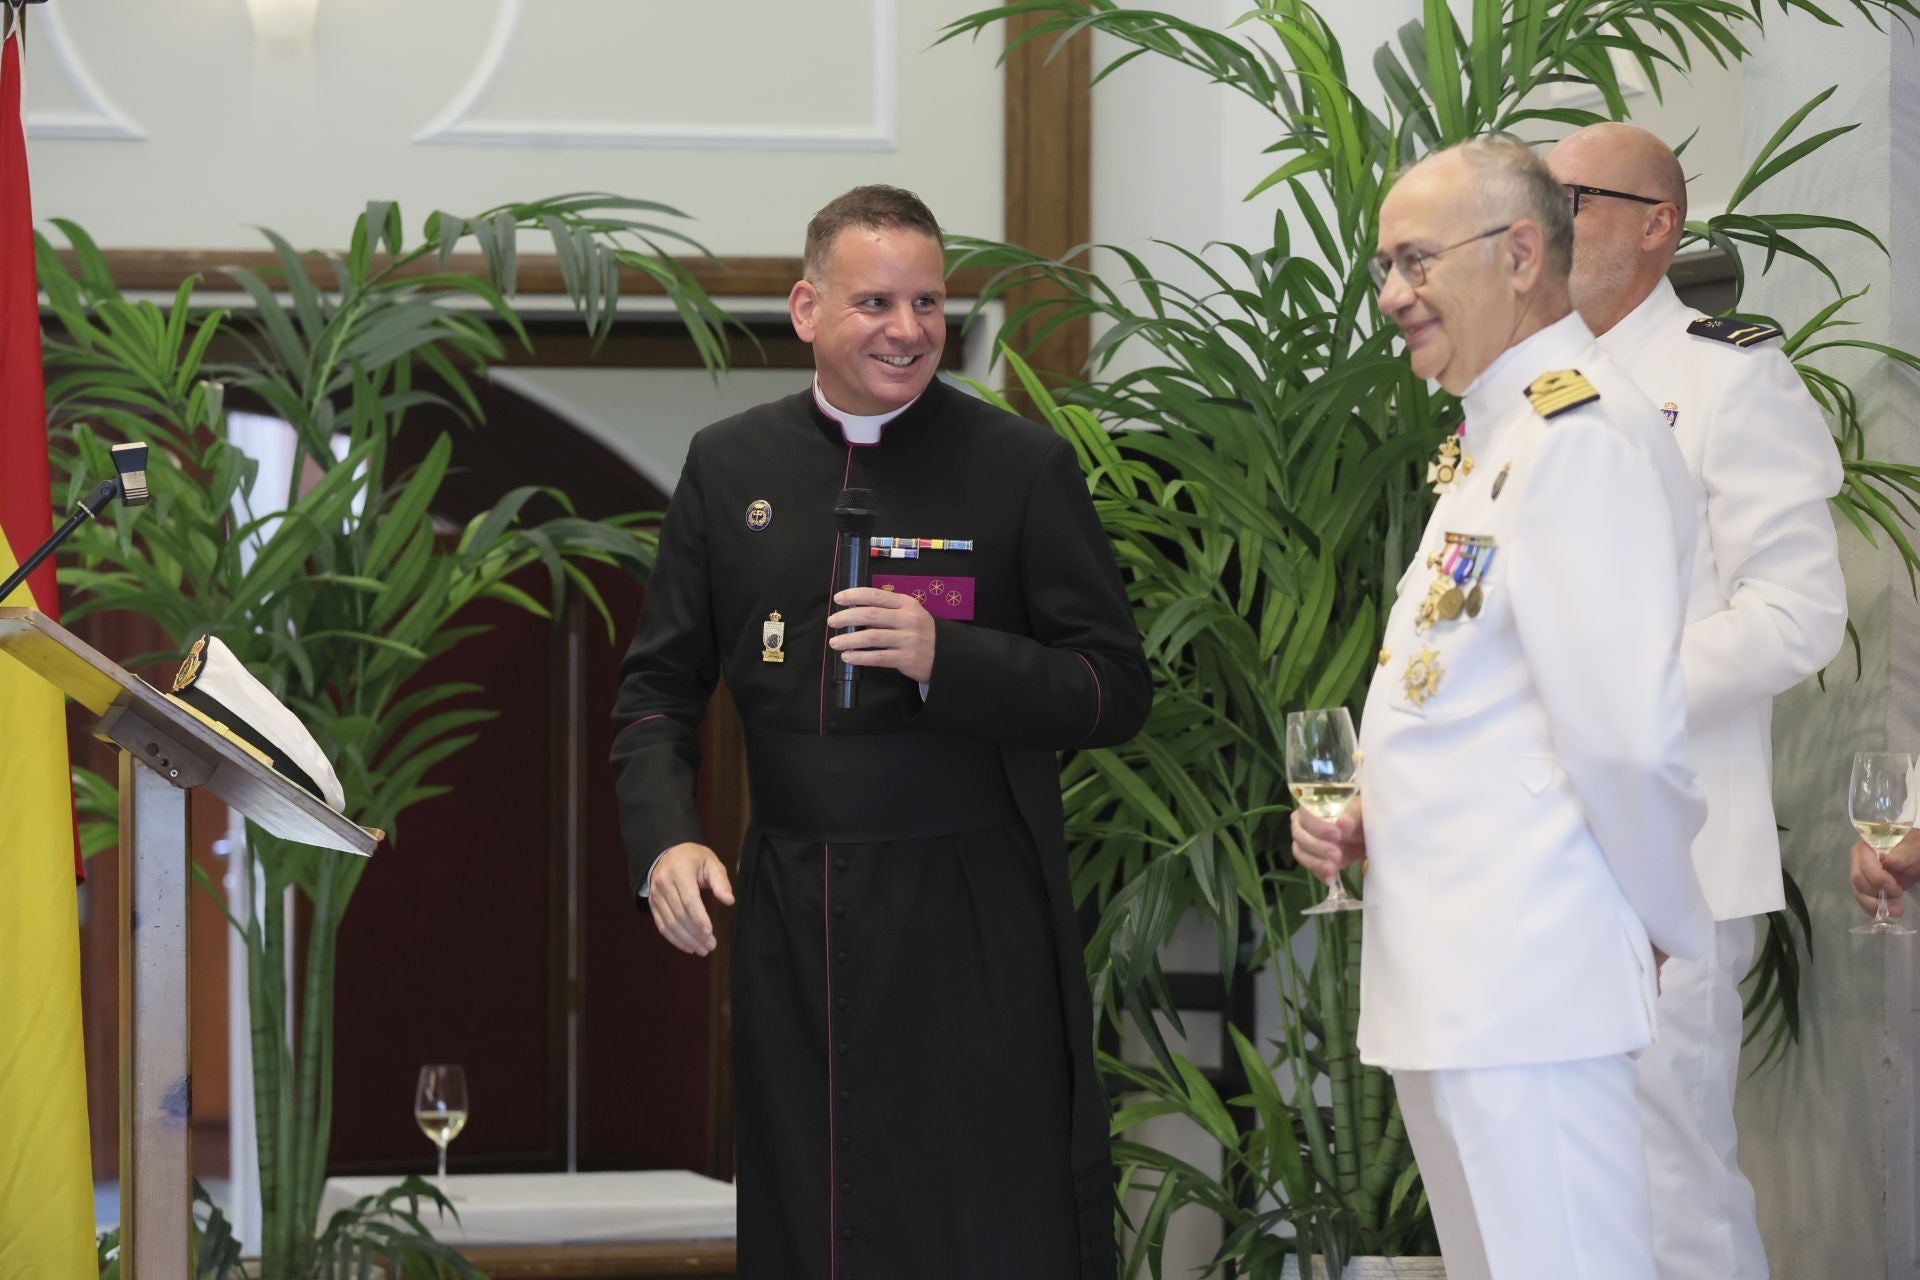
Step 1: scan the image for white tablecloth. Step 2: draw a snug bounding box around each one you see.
[316,1170,736,1245]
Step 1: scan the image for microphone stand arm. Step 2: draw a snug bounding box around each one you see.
[0,477,121,605]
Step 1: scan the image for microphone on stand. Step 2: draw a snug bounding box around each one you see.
[1,442,151,605]
[830,487,875,712]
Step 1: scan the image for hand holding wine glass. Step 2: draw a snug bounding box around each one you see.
[1848,752,1917,937]
[1287,708,1366,914]
[415,1064,469,1182]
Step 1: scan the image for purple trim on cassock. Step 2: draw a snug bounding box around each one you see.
[611,712,669,744]
[1073,652,1103,744]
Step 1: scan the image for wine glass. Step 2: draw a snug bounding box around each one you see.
[415,1064,469,1182]
[1287,708,1365,915]
[1849,751,1917,936]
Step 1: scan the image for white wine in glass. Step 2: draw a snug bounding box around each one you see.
[415,1064,469,1182]
[1849,751,1917,937]
[1287,708,1365,915]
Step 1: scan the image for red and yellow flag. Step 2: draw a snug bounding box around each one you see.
[0,23,97,1280]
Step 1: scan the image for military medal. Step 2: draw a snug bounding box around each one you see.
[1427,429,1474,496]
[1402,645,1443,705]
[761,611,786,663]
[869,535,976,560]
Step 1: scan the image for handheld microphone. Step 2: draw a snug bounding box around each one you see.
[831,487,875,712]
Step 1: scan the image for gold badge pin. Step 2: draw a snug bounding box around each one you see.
[173,635,208,692]
[761,611,786,663]
[746,499,773,532]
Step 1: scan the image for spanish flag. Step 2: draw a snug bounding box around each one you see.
[0,22,97,1280]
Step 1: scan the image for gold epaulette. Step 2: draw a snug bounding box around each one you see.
[1524,369,1599,420]
[1686,316,1782,347]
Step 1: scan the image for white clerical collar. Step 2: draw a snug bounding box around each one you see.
[813,378,918,445]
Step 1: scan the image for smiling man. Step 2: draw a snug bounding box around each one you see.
[609,185,1150,1279]
[1291,138,1713,1279]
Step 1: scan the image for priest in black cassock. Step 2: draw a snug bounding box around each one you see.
[610,185,1151,1279]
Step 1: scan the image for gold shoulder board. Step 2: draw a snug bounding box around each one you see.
[1686,316,1782,348]
[1524,369,1599,420]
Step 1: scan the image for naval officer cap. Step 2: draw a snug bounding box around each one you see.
[170,634,346,812]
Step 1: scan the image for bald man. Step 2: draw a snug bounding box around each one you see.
[1547,124,1847,1280]
[1294,137,1711,1279]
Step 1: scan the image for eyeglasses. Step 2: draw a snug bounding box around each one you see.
[1562,183,1664,217]
[1367,223,1514,290]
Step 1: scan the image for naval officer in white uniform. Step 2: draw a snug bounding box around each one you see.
[1545,122,1848,1280]
[1292,136,1714,1280]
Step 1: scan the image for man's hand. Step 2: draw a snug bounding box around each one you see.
[828,587,936,684]
[1290,794,1367,886]
[1851,830,1920,920]
[649,842,735,956]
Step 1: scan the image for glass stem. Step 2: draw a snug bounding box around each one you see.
[438,1141,448,1181]
[1877,889,1893,926]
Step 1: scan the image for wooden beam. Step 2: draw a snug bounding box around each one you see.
[1002,12,1094,399]
[79,250,992,301]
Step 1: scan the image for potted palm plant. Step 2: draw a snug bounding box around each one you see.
[42,195,734,1277]
[943,0,1920,1274]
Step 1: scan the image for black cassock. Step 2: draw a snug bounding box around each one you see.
[611,376,1151,1280]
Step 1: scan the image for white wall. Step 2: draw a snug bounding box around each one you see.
[20,0,1003,254]
[1090,0,1746,266]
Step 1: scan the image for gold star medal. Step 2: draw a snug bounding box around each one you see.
[1402,646,1443,705]
[761,611,786,663]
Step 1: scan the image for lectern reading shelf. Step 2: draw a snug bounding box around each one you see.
[0,607,379,1280]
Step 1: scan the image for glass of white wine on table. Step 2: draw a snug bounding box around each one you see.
[415,1063,470,1185]
[1287,707,1366,915]
[1850,751,1917,936]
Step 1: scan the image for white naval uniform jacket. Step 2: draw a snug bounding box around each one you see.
[1356,313,1714,1072]
[1598,278,1848,921]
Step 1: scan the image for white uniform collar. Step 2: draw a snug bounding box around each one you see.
[1460,311,1597,454]
[1594,275,1687,360]
[813,377,917,445]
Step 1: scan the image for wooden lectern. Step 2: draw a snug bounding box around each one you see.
[0,607,378,1279]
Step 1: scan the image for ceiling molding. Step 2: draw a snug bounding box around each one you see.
[412,0,898,152]
[22,2,145,141]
